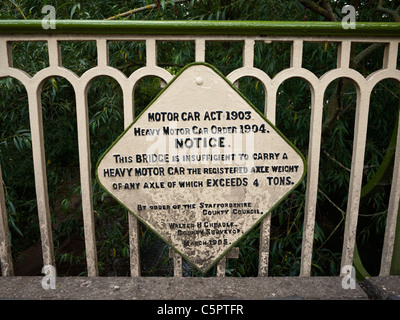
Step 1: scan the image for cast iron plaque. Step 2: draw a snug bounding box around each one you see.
[96,63,306,273]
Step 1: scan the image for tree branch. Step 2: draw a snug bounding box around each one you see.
[352,43,384,68]
[322,0,337,21]
[376,5,400,22]
[323,149,351,172]
[299,0,335,21]
[107,4,156,20]
[8,0,26,19]
[106,0,191,20]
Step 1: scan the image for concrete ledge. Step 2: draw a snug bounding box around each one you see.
[0,276,369,300]
[361,276,400,300]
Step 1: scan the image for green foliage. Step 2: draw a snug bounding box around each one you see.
[0,0,399,277]
[109,41,146,76]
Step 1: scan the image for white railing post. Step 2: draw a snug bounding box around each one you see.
[27,85,55,270]
[0,166,13,276]
[341,87,371,273]
[75,85,98,277]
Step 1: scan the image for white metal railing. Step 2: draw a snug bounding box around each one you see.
[0,21,399,278]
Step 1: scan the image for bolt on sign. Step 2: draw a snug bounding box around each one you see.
[96,63,306,273]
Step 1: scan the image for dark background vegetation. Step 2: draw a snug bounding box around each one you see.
[0,0,399,277]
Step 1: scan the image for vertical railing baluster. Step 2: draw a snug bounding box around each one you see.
[290,40,303,68]
[341,87,371,273]
[382,41,398,70]
[0,39,14,276]
[300,89,323,276]
[243,39,254,68]
[216,256,227,277]
[195,38,205,62]
[379,41,400,276]
[258,46,275,277]
[146,38,157,68]
[75,85,98,277]
[123,82,141,277]
[217,248,239,277]
[291,39,323,277]
[0,166,13,276]
[27,85,55,270]
[47,39,61,67]
[337,40,351,69]
[169,248,183,277]
[96,39,109,67]
[380,108,400,276]
[0,39,11,71]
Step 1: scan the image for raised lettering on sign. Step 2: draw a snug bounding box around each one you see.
[96,63,306,272]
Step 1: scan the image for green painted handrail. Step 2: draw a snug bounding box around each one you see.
[0,20,399,36]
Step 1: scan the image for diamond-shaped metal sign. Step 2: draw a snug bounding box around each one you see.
[96,63,306,273]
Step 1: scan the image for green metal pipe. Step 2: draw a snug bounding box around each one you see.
[0,20,399,37]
